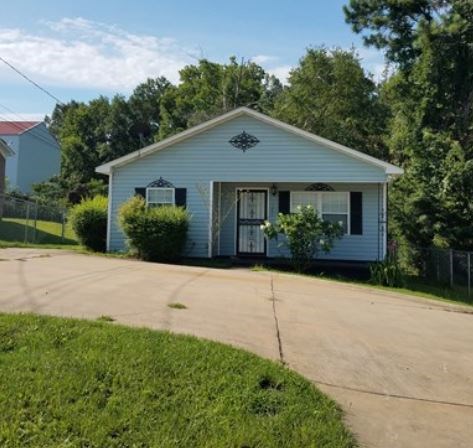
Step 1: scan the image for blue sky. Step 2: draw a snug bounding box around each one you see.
[0,0,383,120]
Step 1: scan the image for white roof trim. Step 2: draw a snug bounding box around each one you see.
[96,107,403,176]
[20,122,42,135]
[0,138,14,157]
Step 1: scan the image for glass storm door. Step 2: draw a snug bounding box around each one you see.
[237,190,267,256]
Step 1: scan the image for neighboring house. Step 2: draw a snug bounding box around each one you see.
[97,107,403,261]
[0,137,14,195]
[0,138,14,218]
[0,121,60,193]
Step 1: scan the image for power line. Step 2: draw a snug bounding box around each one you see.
[0,56,65,106]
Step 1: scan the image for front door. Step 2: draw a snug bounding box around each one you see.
[237,189,267,256]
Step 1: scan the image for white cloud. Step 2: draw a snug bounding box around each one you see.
[0,17,197,91]
[0,113,45,121]
[251,54,278,65]
[250,54,292,84]
[267,65,292,84]
[352,46,388,82]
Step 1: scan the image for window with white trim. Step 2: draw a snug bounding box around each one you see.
[146,187,175,207]
[321,192,349,233]
[290,191,349,233]
[290,192,318,212]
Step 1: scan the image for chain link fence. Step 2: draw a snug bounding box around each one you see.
[397,243,472,299]
[0,193,74,245]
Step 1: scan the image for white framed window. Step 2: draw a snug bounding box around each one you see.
[146,187,175,207]
[290,191,350,233]
[290,191,318,213]
[321,192,349,233]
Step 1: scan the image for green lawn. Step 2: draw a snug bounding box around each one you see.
[0,314,355,448]
[252,265,473,307]
[0,217,77,245]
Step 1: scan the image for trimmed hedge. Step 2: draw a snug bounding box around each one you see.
[118,196,189,262]
[69,195,108,252]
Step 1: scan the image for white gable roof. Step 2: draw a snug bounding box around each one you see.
[96,107,403,176]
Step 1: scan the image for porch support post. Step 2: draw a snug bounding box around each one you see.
[208,180,214,258]
[382,182,388,259]
[106,169,113,252]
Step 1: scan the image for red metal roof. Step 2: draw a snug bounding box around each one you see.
[0,121,40,135]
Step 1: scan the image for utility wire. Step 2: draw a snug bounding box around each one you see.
[0,56,65,106]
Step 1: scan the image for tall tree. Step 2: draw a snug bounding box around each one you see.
[273,47,388,158]
[158,57,277,139]
[346,0,473,250]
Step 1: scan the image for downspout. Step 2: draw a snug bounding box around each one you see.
[377,183,380,261]
[106,169,113,252]
[208,180,214,258]
[383,182,388,259]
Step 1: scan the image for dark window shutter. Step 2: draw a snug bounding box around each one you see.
[278,191,290,214]
[135,187,146,198]
[175,188,187,208]
[350,192,363,235]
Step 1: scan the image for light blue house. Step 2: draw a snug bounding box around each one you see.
[0,121,60,193]
[97,107,403,261]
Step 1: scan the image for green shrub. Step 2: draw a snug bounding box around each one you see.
[118,196,189,262]
[69,195,108,252]
[369,256,404,287]
[262,205,344,272]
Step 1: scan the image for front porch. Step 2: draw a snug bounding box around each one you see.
[207,181,387,262]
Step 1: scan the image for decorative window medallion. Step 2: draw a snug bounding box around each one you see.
[147,177,175,188]
[229,131,260,152]
[305,183,334,192]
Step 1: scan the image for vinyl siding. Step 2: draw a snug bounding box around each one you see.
[109,115,388,258]
[3,136,19,187]
[219,182,383,261]
[16,124,60,193]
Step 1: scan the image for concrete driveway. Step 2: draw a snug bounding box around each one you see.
[1,248,472,448]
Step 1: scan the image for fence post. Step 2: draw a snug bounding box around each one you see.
[61,211,65,241]
[33,201,38,243]
[468,252,471,299]
[24,202,30,243]
[449,249,454,288]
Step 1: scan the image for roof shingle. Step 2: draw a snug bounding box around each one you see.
[0,121,40,135]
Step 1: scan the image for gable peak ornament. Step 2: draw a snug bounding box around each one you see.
[229,131,259,152]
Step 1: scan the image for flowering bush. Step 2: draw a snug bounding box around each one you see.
[261,205,344,272]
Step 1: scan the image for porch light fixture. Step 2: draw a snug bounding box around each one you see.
[271,183,278,196]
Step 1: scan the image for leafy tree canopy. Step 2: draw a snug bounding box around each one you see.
[347,0,473,250]
[274,47,389,158]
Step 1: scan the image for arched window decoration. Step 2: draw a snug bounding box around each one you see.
[146,177,175,188]
[305,183,334,192]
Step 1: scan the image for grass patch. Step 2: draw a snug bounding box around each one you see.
[252,264,473,307]
[96,315,115,322]
[0,314,354,447]
[167,302,187,310]
[0,217,77,245]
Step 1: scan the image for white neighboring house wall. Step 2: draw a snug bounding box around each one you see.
[1,123,60,193]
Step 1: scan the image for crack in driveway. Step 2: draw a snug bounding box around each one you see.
[270,274,285,365]
[270,274,473,411]
[314,380,473,409]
